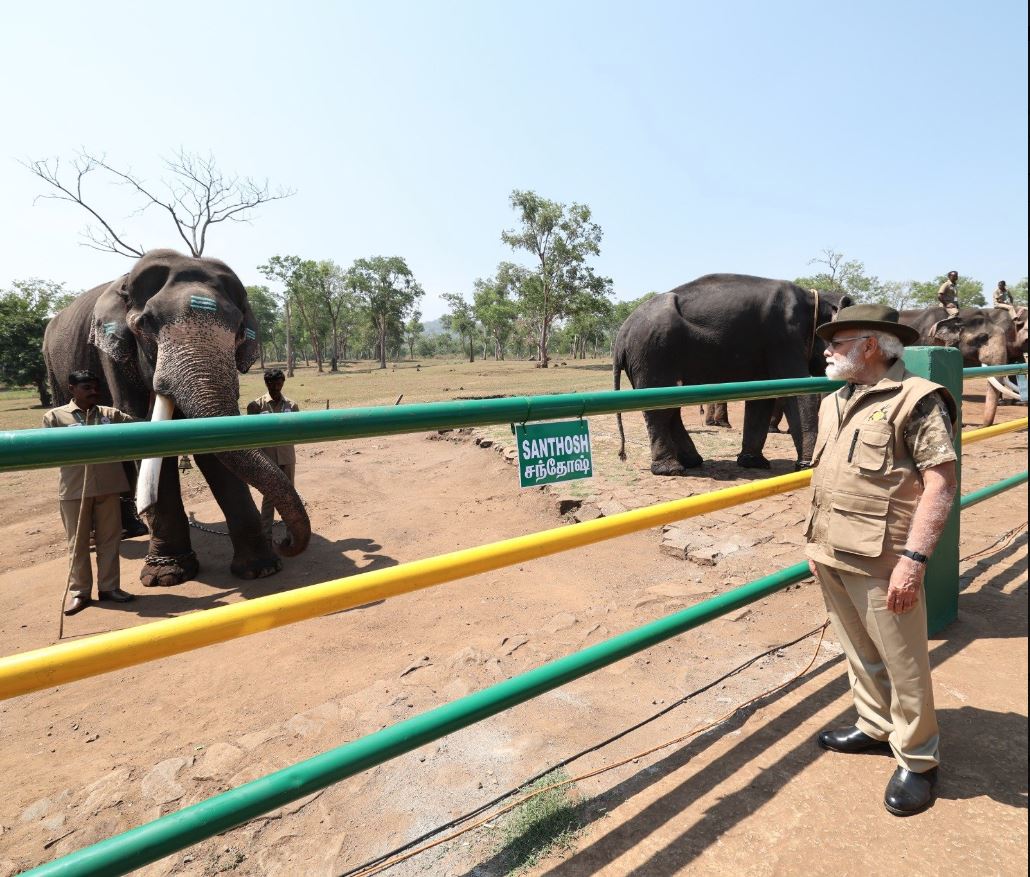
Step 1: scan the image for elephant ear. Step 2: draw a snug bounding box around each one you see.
[929,317,962,347]
[835,294,855,314]
[235,298,260,373]
[89,279,135,363]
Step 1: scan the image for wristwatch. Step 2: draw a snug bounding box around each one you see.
[900,549,928,564]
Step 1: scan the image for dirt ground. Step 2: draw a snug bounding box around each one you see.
[0,370,1026,876]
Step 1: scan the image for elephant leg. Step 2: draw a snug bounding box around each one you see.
[192,452,282,580]
[768,398,786,432]
[737,399,774,468]
[670,408,704,468]
[787,394,820,469]
[704,402,731,428]
[645,408,702,475]
[141,458,200,587]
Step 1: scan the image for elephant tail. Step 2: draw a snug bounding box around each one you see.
[613,351,627,461]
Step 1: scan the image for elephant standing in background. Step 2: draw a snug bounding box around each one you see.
[613,274,851,475]
[43,249,311,587]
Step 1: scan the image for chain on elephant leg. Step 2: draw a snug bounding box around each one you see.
[140,551,200,587]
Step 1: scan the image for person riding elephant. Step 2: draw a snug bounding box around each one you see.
[43,249,311,587]
[613,274,851,475]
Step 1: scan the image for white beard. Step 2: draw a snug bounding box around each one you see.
[825,346,865,381]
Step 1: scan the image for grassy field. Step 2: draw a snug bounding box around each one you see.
[0,357,618,431]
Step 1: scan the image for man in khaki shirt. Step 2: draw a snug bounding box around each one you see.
[246,369,300,540]
[805,305,958,817]
[993,280,1019,319]
[936,270,960,315]
[43,370,138,615]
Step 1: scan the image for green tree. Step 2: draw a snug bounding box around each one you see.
[257,255,302,376]
[472,265,520,360]
[0,279,77,405]
[404,310,424,360]
[908,274,986,308]
[441,292,479,362]
[795,249,880,301]
[1011,277,1028,306]
[501,190,612,366]
[244,285,281,367]
[346,256,423,369]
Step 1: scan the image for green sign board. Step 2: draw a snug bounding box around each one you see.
[515,419,593,488]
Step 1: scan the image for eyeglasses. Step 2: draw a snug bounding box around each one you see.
[825,335,871,351]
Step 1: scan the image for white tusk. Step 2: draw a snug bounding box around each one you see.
[988,376,1022,401]
[136,393,175,515]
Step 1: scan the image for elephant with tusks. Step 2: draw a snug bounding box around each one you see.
[43,249,311,587]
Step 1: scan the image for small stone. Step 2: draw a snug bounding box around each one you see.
[687,546,722,566]
[545,612,578,633]
[599,500,629,517]
[572,504,603,523]
[400,656,432,677]
[478,439,493,449]
[142,757,187,805]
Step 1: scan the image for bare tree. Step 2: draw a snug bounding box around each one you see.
[24,149,294,258]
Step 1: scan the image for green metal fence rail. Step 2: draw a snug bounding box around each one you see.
[2,365,1024,472]
[25,471,1029,877]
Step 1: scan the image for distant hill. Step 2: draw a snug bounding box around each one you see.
[422,317,448,337]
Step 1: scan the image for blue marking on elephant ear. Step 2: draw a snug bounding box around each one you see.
[244,328,257,340]
[189,295,218,312]
[103,321,118,335]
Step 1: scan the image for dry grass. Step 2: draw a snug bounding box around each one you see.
[0,358,617,432]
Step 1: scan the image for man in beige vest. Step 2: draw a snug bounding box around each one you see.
[246,369,300,540]
[44,370,138,615]
[936,270,960,316]
[805,305,958,816]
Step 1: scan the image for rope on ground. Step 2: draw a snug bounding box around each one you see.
[342,620,831,877]
[959,521,1028,564]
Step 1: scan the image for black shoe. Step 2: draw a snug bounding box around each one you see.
[818,726,891,754]
[884,766,938,816]
[64,594,91,616]
[121,520,149,539]
[97,588,135,603]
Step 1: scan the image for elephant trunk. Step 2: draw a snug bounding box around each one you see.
[153,337,311,557]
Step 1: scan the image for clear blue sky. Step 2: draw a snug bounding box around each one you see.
[2,0,1026,318]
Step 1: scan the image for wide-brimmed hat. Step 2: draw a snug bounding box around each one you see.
[816,303,920,346]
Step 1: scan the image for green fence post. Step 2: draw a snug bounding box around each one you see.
[903,345,963,633]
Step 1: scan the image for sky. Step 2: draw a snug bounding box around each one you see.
[1,0,1026,319]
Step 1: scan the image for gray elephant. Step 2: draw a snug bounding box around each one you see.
[613,274,851,475]
[900,305,1026,426]
[43,249,311,587]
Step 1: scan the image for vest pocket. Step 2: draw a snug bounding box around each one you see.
[853,424,892,473]
[827,492,888,556]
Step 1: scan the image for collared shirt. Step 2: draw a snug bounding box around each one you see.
[937,280,958,304]
[42,402,137,499]
[994,286,1013,305]
[248,391,300,466]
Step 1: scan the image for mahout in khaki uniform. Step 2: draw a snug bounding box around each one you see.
[936,270,960,316]
[993,280,1019,320]
[44,370,139,615]
[805,305,958,817]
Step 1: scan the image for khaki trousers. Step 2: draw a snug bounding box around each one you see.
[815,561,940,772]
[59,494,122,597]
[260,464,296,539]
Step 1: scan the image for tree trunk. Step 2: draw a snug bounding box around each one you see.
[285,301,294,378]
[35,376,51,408]
[538,321,549,367]
[378,322,387,369]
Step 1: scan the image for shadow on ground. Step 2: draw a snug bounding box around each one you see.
[459,537,1029,877]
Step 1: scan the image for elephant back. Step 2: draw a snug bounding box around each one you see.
[43,283,111,406]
